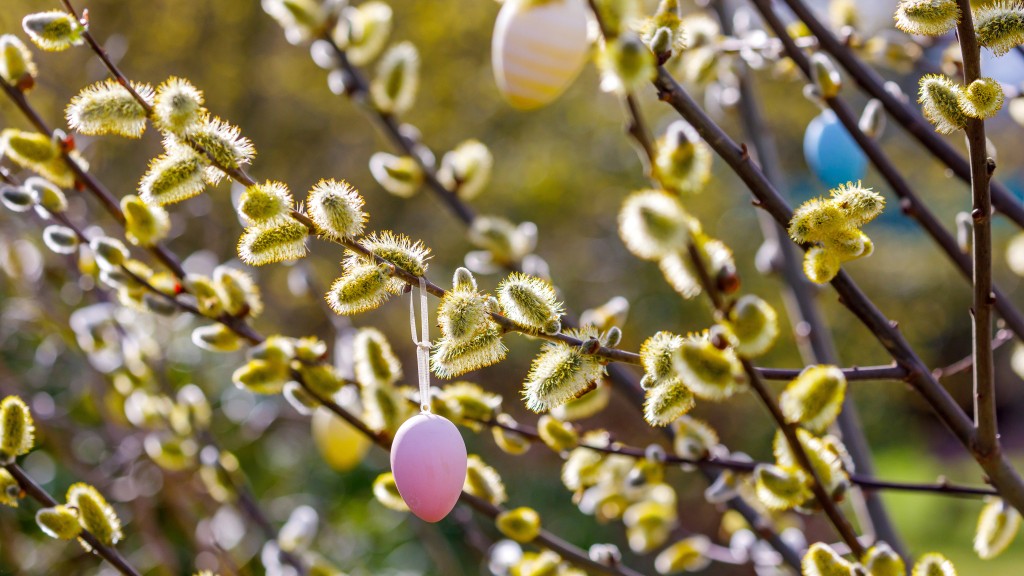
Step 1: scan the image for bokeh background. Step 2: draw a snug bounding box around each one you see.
[1,0,1024,574]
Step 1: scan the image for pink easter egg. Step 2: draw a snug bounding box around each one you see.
[390,413,467,523]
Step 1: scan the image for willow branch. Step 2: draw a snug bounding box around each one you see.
[778,0,1024,229]
[4,464,143,576]
[747,0,1024,351]
[0,78,187,280]
[955,0,998,458]
[649,64,1024,515]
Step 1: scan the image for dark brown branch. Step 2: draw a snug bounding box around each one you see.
[956,0,998,459]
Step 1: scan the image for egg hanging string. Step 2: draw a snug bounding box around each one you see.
[409,276,432,413]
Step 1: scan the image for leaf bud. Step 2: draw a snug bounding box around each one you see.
[1,184,36,212]
[859,99,887,138]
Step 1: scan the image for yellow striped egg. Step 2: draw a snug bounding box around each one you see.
[492,0,589,110]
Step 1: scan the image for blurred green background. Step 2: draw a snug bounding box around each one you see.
[1,0,1024,574]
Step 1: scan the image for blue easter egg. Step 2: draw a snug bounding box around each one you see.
[803,109,867,188]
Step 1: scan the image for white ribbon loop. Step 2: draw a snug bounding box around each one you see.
[409,276,432,413]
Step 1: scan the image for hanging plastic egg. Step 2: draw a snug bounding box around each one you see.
[492,0,589,110]
[803,109,867,188]
[311,407,371,472]
[390,413,467,522]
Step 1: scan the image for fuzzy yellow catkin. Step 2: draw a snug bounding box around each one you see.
[724,295,779,358]
[911,553,958,576]
[537,415,579,452]
[232,359,290,394]
[67,483,123,546]
[893,0,959,36]
[371,42,419,114]
[326,262,393,315]
[214,265,263,318]
[121,195,170,246]
[0,396,35,463]
[975,2,1024,56]
[779,365,847,433]
[152,77,206,135]
[431,324,508,379]
[672,415,718,460]
[522,338,604,412]
[439,381,501,423]
[182,116,255,179]
[333,1,393,65]
[191,324,242,352]
[306,179,367,240]
[464,455,507,505]
[598,32,656,94]
[139,141,207,206]
[24,177,67,215]
[496,272,563,334]
[654,536,711,574]
[496,507,541,543]
[0,468,21,507]
[368,152,423,198]
[0,35,37,87]
[919,74,968,134]
[438,139,493,199]
[654,121,712,195]
[349,231,430,292]
[974,497,1022,560]
[21,11,83,52]
[673,336,745,401]
[801,542,856,576]
[958,77,1005,120]
[863,542,906,576]
[643,379,695,427]
[754,464,811,511]
[237,219,309,266]
[66,79,154,139]
[618,189,694,261]
[238,181,294,224]
[353,327,402,387]
[36,506,82,540]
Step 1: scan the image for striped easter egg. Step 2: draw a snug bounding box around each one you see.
[492,0,589,110]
